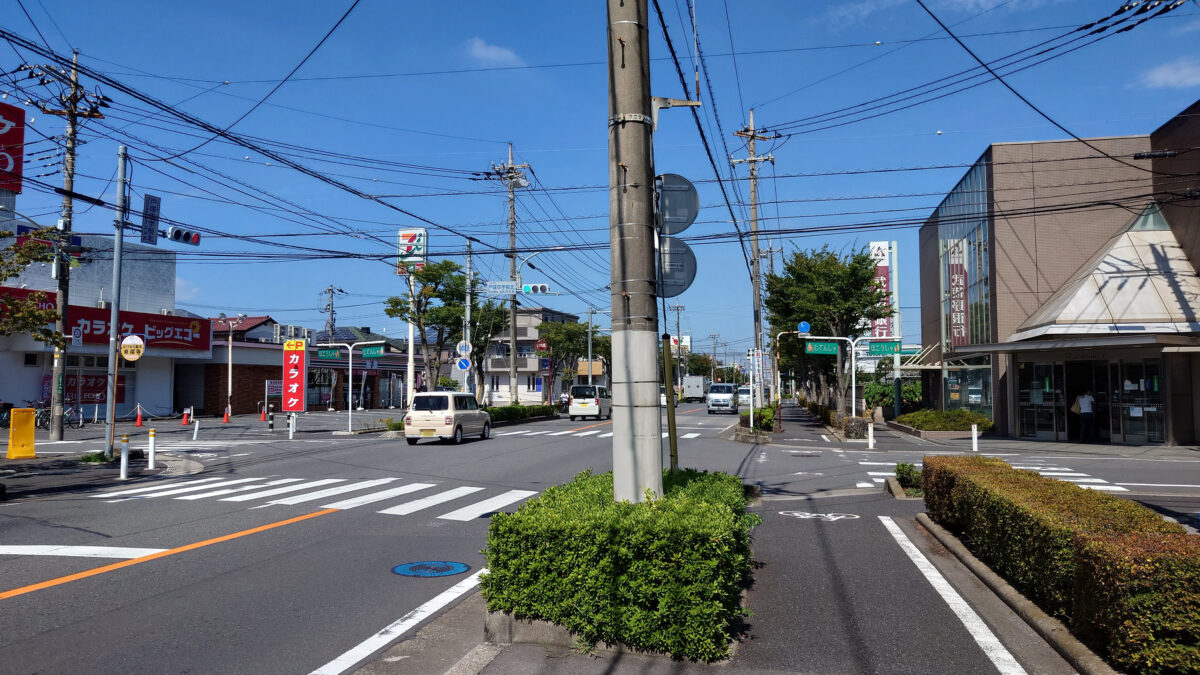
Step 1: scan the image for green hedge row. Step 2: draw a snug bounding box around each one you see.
[802,399,839,427]
[738,406,775,431]
[896,408,993,432]
[483,404,557,422]
[481,469,761,662]
[924,456,1199,674]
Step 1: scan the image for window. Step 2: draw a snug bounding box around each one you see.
[456,396,477,410]
[23,353,38,367]
[490,376,499,390]
[571,385,597,398]
[412,395,449,411]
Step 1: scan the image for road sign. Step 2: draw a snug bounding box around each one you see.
[456,357,471,371]
[119,334,145,361]
[657,173,699,235]
[535,338,548,351]
[805,341,839,356]
[540,358,550,370]
[657,236,697,298]
[868,341,900,356]
[71,326,82,347]
[481,280,516,296]
[266,379,283,396]
[456,340,471,356]
[318,348,341,359]
[361,345,384,358]
[282,340,307,413]
[798,321,811,334]
[140,194,161,245]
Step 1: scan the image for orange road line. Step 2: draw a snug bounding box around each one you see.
[0,508,339,601]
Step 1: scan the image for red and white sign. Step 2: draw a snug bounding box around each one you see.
[0,101,25,193]
[948,241,969,347]
[1,287,212,351]
[535,338,548,351]
[869,241,892,338]
[282,339,307,412]
[65,373,125,404]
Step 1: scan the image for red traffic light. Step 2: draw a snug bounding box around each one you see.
[167,226,201,246]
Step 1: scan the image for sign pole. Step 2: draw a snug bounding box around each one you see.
[104,146,127,460]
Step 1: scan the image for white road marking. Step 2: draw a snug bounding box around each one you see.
[547,430,577,436]
[1010,466,1071,471]
[855,482,874,488]
[176,478,303,500]
[438,490,538,521]
[598,432,613,438]
[1082,485,1129,492]
[222,479,346,502]
[323,483,437,510]
[1115,482,1200,488]
[859,461,899,466]
[377,486,485,516]
[1034,472,1088,477]
[269,478,400,505]
[573,430,601,437]
[821,435,830,443]
[866,472,895,476]
[109,477,267,500]
[93,477,226,498]
[522,430,550,436]
[0,545,167,559]
[498,430,529,436]
[310,569,485,675]
[879,516,1027,675]
[681,432,700,439]
[1060,478,1107,484]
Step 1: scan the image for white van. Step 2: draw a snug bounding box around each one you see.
[569,384,611,421]
[404,392,491,445]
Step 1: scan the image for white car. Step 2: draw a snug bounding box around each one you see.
[404,393,491,445]
[569,385,612,421]
[707,383,739,415]
[737,386,751,406]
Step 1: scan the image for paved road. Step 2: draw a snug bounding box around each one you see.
[1,404,1191,672]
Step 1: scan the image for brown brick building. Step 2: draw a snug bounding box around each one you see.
[919,98,1200,444]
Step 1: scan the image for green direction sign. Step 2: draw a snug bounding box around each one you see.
[868,341,900,356]
[318,348,341,359]
[361,345,385,358]
[805,340,839,356]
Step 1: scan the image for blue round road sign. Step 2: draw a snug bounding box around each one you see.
[798,321,811,333]
[392,561,470,577]
[456,357,471,371]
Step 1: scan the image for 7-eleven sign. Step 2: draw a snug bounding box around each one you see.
[397,229,427,275]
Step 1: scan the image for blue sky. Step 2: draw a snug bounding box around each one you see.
[3,0,1199,360]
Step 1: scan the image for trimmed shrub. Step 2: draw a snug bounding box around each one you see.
[895,462,922,489]
[896,408,993,432]
[483,404,556,422]
[843,417,868,439]
[1073,534,1200,674]
[385,419,404,431]
[739,406,775,432]
[481,469,761,662]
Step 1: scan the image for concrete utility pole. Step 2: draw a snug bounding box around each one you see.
[321,285,344,339]
[103,146,127,459]
[491,144,529,405]
[709,332,719,381]
[465,239,475,397]
[732,109,778,408]
[608,0,661,502]
[668,303,685,385]
[41,51,103,441]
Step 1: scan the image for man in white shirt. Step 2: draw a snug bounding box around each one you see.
[1078,389,1096,442]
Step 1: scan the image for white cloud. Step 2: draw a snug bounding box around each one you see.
[1171,20,1200,35]
[465,37,523,67]
[175,276,200,302]
[1141,57,1200,89]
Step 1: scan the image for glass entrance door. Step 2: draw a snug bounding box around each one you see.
[1018,362,1061,440]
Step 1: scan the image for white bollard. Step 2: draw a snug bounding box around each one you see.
[193,417,200,441]
[120,434,129,480]
[148,428,157,470]
[971,423,979,452]
[867,421,875,450]
[288,413,295,440]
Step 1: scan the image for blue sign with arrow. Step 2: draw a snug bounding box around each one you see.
[456,357,471,371]
[798,321,811,333]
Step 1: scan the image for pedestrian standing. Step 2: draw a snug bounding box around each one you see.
[1076,389,1096,442]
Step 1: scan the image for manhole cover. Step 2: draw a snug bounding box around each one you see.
[392,561,470,577]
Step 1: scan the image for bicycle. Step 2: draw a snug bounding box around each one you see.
[25,400,51,430]
[65,403,86,429]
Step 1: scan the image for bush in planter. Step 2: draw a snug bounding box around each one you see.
[483,404,556,422]
[738,406,774,432]
[843,416,868,439]
[481,469,761,662]
[896,408,993,432]
[895,462,922,489]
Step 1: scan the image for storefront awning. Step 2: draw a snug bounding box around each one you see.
[953,333,1200,353]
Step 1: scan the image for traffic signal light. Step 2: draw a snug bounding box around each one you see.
[522,283,549,294]
[166,226,201,246]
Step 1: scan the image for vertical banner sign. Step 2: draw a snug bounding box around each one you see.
[869,241,892,338]
[282,339,307,412]
[140,194,161,245]
[396,229,427,276]
[948,239,969,347]
[0,101,26,193]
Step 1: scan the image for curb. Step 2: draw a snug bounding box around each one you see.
[884,476,922,500]
[914,513,1118,675]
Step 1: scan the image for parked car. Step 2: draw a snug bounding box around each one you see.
[569,384,612,421]
[404,392,491,445]
[737,386,752,406]
[681,375,707,402]
[707,383,739,415]
[660,386,667,407]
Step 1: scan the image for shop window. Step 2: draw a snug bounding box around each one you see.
[24,353,39,367]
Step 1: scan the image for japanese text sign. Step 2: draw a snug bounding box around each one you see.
[0,101,25,193]
[869,241,892,339]
[947,240,969,347]
[282,339,307,412]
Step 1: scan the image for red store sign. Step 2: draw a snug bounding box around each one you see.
[282,339,307,412]
[0,101,25,193]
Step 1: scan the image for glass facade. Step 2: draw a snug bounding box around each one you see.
[936,158,991,347]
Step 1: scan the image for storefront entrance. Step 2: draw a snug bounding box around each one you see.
[1018,358,1164,443]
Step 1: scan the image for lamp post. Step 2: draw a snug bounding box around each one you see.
[218,312,246,418]
[316,339,385,432]
[508,247,562,405]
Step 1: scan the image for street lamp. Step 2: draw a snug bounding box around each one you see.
[218,312,246,419]
[507,246,563,405]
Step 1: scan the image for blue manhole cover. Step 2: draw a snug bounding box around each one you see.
[392,561,470,577]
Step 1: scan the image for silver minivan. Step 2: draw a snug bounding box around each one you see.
[707,383,739,414]
[569,385,611,421]
[404,393,491,445]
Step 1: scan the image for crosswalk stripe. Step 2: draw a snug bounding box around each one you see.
[322,483,438,510]
[498,430,529,436]
[873,478,886,483]
[437,490,538,521]
[547,430,577,436]
[859,461,899,466]
[681,433,700,439]
[113,477,267,500]
[523,431,550,436]
[1061,478,1107,484]
[661,432,669,438]
[268,478,400,505]
[856,482,874,488]
[221,479,346,502]
[1036,472,1088,477]
[378,486,485,516]
[598,432,613,438]
[1011,466,1071,471]
[1082,485,1129,492]
[94,477,226,498]
[573,430,601,437]
[867,472,895,476]
[176,478,302,500]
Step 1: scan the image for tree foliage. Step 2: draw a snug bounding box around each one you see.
[536,320,589,394]
[764,245,891,413]
[685,352,713,378]
[0,229,63,348]
[383,260,465,390]
[469,298,509,400]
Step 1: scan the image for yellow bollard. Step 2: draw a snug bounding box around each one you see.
[6,408,36,459]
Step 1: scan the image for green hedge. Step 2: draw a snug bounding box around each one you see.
[483,404,556,422]
[896,408,993,432]
[924,456,1198,674]
[739,406,775,432]
[481,469,761,662]
[843,417,868,439]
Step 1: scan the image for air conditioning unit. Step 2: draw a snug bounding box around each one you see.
[272,324,283,343]
[97,300,106,309]
[160,309,173,316]
[286,325,299,338]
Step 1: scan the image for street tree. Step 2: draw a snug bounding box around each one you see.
[685,352,713,378]
[383,260,465,391]
[469,298,509,403]
[536,319,589,402]
[764,245,891,415]
[0,228,63,348]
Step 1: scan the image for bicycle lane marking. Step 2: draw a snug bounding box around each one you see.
[878,516,1026,675]
[0,509,338,601]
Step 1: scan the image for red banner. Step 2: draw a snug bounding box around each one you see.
[0,101,24,193]
[872,265,891,338]
[282,339,307,412]
[65,373,125,404]
[949,262,969,347]
[1,287,211,351]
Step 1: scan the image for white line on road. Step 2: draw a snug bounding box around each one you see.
[598,432,613,438]
[1060,478,1107,484]
[573,430,601,437]
[858,461,899,466]
[547,430,577,436]
[176,478,303,500]
[821,435,830,443]
[681,432,700,439]
[269,478,400,505]
[438,490,538,521]
[498,430,529,436]
[866,472,895,476]
[855,482,874,488]
[1114,482,1200,488]
[1082,485,1129,492]
[322,483,437,510]
[522,430,550,436]
[0,545,167,559]
[94,477,226,498]
[109,477,267,501]
[310,569,485,675]
[377,486,485,516]
[1033,472,1088,477]
[878,516,1027,675]
[222,479,346,502]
